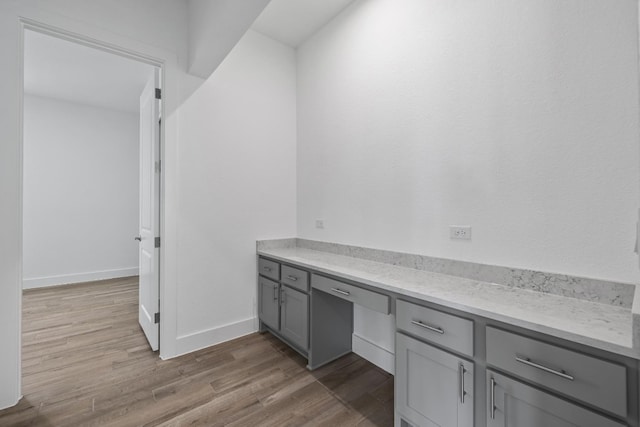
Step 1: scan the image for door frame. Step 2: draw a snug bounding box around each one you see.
[19,20,171,361]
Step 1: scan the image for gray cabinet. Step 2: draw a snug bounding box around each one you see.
[396,332,474,427]
[396,300,474,357]
[258,253,637,426]
[258,257,280,281]
[487,370,625,427]
[258,276,279,331]
[312,273,390,314]
[281,265,309,292]
[280,285,309,350]
[486,327,627,417]
[258,257,310,353]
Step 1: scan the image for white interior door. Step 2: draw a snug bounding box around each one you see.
[138,71,160,351]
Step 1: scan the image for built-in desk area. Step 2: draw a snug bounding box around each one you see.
[309,273,390,369]
[257,238,639,427]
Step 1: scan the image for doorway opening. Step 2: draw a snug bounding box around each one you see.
[21,25,163,379]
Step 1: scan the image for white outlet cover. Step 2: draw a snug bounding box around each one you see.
[315,219,324,229]
[450,225,472,240]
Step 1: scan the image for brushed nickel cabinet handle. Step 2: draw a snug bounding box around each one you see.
[263,266,272,272]
[287,275,298,281]
[490,378,496,419]
[459,363,466,403]
[515,356,574,381]
[134,236,142,241]
[273,284,278,301]
[330,288,350,296]
[410,320,445,334]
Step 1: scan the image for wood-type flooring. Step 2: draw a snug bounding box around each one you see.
[0,277,393,426]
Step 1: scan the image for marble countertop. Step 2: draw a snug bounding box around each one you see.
[258,246,638,359]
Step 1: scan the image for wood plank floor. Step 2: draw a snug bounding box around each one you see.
[0,277,394,426]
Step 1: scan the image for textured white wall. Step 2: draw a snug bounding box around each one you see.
[176,29,297,352]
[297,0,640,362]
[22,95,139,288]
[297,0,639,284]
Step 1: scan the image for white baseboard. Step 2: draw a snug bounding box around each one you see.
[0,394,21,411]
[174,317,257,357]
[352,333,395,375]
[22,267,138,289]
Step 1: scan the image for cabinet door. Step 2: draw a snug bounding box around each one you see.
[396,333,473,427]
[280,285,309,350]
[259,277,279,331]
[487,371,625,427]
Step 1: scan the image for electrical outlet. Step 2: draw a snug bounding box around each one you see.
[315,219,324,229]
[450,225,471,240]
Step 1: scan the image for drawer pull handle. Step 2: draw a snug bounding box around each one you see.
[515,356,574,381]
[287,275,298,281]
[263,266,272,272]
[459,363,466,404]
[411,320,445,335]
[490,378,496,419]
[330,288,350,296]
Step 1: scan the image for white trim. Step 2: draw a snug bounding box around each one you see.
[20,18,163,67]
[172,318,257,358]
[16,15,25,408]
[352,333,395,375]
[22,268,139,289]
[0,395,21,412]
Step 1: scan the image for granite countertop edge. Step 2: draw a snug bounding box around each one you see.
[257,245,640,360]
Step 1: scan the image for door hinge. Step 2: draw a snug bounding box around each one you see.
[155,237,161,248]
[155,88,161,100]
[154,312,160,324]
[155,160,161,173]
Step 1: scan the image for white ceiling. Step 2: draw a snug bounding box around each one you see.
[252,0,356,47]
[24,1,354,111]
[24,30,155,113]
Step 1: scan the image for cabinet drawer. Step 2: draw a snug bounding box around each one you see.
[281,265,309,292]
[486,327,627,417]
[311,274,390,314]
[396,300,473,357]
[258,257,280,281]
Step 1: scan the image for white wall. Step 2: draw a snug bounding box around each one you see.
[187,0,270,78]
[298,0,640,284]
[297,0,640,364]
[176,29,297,354]
[22,94,139,288]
